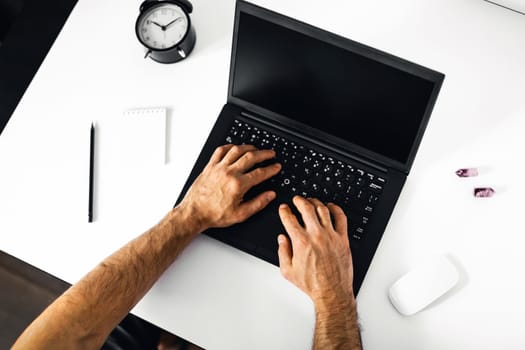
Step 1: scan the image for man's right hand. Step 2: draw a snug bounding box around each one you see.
[277,196,362,349]
[277,196,354,305]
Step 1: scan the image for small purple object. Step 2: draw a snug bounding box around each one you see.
[456,168,479,177]
[474,187,495,198]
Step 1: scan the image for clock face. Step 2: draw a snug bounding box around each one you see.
[137,3,189,50]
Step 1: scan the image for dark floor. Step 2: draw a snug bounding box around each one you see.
[0,250,70,348]
[0,250,205,349]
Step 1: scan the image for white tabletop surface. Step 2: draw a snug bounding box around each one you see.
[1,0,525,349]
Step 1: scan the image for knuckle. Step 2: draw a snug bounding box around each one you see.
[243,151,255,162]
[311,229,324,241]
[280,265,290,278]
[311,226,327,240]
[257,196,268,209]
[318,205,329,216]
[232,212,244,224]
[296,234,308,246]
[303,199,315,209]
[332,202,343,211]
[335,206,345,216]
[230,179,242,192]
[211,147,224,160]
[251,167,266,179]
[223,167,234,177]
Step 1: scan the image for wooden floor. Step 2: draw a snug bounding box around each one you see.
[0,251,69,349]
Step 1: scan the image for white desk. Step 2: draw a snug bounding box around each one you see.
[1,0,525,348]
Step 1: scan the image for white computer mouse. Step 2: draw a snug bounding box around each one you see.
[388,255,459,316]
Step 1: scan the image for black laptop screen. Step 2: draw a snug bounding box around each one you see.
[231,11,436,164]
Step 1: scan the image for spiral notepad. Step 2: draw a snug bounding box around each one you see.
[118,107,166,166]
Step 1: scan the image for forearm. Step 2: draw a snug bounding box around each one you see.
[12,205,204,350]
[313,295,362,350]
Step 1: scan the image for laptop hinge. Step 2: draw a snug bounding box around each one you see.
[240,111,389,173]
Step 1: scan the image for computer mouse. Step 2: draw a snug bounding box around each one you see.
[388,255,459,316]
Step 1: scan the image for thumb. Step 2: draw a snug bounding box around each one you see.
[236,191,276,223]
[277,234,292,274]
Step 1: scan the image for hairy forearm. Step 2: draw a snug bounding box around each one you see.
[12,205,204,350]
[313,296,362,350]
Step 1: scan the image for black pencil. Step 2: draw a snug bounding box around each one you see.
[88,122,95,222]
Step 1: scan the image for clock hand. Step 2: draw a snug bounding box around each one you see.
[150,20,164,29]
[165,17,183,29]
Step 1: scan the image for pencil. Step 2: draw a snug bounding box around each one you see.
[89,122,95,222]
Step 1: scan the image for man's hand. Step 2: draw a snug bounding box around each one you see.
[277,196,362,350]
[277,196,354,303]
[179,144,281,231]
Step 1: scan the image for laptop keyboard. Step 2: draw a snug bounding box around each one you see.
[225,118,386,244]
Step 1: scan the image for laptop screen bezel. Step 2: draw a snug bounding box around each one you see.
[227,0,445,174]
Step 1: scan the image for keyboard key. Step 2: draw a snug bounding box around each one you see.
[300,178,310,188]
[346,185,356,196]
[351,226,366,241]
[322,163,333,174]
[347,212,369,226]
[354,177,366,187]
[368,194,379,204]
[345,173,355,183]
[368,182,383,193]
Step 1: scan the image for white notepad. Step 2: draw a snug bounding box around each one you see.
[116,107,166,166]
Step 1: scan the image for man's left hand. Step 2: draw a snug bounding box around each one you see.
[179,144,281,231]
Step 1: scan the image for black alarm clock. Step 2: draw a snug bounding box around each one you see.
[135,0,196,63]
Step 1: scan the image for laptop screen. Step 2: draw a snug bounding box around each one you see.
[230,8,440,166]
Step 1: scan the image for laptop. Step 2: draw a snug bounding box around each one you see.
[176,0,444,294]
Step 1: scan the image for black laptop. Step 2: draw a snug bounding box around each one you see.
[176,0,444,294]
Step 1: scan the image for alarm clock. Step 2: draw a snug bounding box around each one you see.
[135,0,196,63]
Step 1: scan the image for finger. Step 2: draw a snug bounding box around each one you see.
[327,203,348,235]
[307,197,332,228]
[209,144,235,164]
[243,162,281,189]
[221,144,258,165]
[234,191,276,223]
[234,149,276,173]
[277,234,292,277]
[293,196,320,230]
[278,203,303,245]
